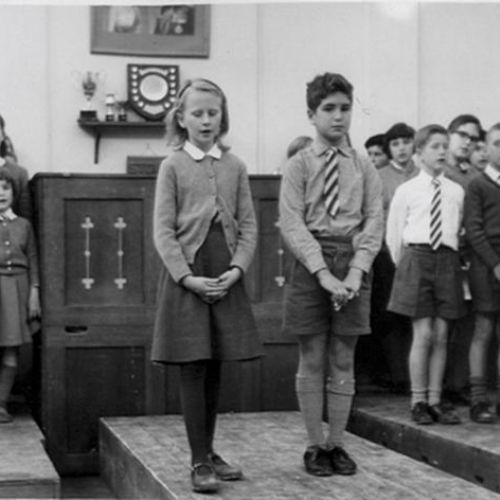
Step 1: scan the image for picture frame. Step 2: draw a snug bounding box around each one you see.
[90,5,210,58]
[126,156,164,175]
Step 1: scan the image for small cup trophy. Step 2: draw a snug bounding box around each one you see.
[79,71,99,121]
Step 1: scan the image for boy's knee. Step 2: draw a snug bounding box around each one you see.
[326,375,355,396]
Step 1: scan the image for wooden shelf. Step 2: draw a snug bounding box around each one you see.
[78,119,166,164]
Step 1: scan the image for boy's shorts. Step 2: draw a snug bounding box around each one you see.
[469,252,500,313]
[283,239,372,337]
[388,245,466,319]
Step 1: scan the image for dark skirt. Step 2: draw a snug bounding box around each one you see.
[151,223,263,364]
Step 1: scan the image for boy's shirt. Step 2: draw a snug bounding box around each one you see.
[279,137,383,275]
[378,159,419,220]
[464,166,500,269]
[386,169,464,265]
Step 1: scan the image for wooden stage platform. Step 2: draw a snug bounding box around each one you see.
[100,411,498,500]
[350,393,500,495]
[0,412,59,499]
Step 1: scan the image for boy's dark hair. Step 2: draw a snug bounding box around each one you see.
[306,73,353,112]
[478,128,486,142]
[364,134,386,150]
[0,169,17,200]
[447,114,482,134]
[384,122,415,157]
[286,135,313,159]
[414,124,448,151]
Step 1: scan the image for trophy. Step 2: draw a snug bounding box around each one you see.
[79,71,100,121]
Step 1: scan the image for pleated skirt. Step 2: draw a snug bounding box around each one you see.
[151,223,263,364]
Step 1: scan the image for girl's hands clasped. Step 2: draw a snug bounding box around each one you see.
[182,267,242,304]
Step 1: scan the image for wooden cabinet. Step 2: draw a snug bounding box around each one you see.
[34,173,297,475]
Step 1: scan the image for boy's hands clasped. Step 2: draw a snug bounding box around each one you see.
[316,267,362,311]
[182,267,242,304]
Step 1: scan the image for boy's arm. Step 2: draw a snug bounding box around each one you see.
[464,182,500,270]
[279,156,327,274]
[350,161,384,273]
[385,186,407,265]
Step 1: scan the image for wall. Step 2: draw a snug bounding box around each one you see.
[1,3,500,176]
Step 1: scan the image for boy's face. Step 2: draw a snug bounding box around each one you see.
[486,129,500,171]
[448,122,480,162]
[418,133,449,176]
[308,92,352,146]
[388,137,414,166]
[366,145,389,169]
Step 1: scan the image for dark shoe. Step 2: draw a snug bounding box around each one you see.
[0,407,12,424]
[190,463,219,493]
[208,452,243,481]
[470,401,495,424]
[329,446,357,475]
[411,402,433,425]
[303,445,334,477]
[428,401,461,425]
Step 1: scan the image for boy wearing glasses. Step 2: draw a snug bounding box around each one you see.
[443,114,483,408]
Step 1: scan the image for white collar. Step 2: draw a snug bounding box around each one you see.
[183,141,222,161]
[485,164,500,185]
[0,158,6,167]
[418,168,445,184]
[390,160,404,172]
[0,208,17,221]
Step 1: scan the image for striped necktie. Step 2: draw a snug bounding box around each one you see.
[430,178,442,250]
[323,148,340,218]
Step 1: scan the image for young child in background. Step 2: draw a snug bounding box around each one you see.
[151,78,262,494]
[469,129,488,172]
[0,113,33,221]
[365,122,418,393]
[0,170,40,423]
[280,72,383,477]
[386,124,465,425]
[465,123,500,423]
[364,134,389,170]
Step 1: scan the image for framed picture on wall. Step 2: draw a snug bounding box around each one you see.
[90,5,210,57]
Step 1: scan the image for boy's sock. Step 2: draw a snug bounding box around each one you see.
[428,389,441,407]
[204,360,221,454]
[179,362,208,465]
[470,376,488,405]
[295,374,325,447]
[0,364,16,409]
[409,335,430,407]
[325,376,355,449]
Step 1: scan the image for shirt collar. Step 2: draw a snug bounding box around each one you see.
[485,164,500,185]
[0,209,17,221]
[312,137,351,159]
[183,141,222,161]
[0,158,5,167]
[418,168,445,185]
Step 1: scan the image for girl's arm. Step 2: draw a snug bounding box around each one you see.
[26,222,41,318]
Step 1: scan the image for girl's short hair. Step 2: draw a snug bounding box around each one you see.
[414,124,448,151]
[306,73,353,112]
[384,122,415,158]
[165,78,229,150]
[0,169,17,201]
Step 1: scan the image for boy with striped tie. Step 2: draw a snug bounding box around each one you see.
[279,73,383,477]
[386,124,466,425]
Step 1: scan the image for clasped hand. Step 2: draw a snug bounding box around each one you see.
[182,267,242,304]
[317,268,362,310]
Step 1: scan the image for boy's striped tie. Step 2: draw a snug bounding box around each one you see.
[323,148,340,217]
[430,178,442,250]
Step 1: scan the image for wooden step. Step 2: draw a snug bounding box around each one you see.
[349,393,500,495]
[99,411,497,499]
[0,413,60,498]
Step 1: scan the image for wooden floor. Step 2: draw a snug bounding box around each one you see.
[350,392,500,494]
[100,411,498,500]
[0,413,59,499]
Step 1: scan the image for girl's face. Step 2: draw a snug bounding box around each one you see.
[178,89,223,152]
[389,137,414,166]
[418,133,449,176]
[470,140,488,171]
[0,180,13,213]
